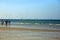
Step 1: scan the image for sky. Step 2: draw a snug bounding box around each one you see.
[0,0,60,19]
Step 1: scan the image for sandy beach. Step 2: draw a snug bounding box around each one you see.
[0,27,60,32]
[0,27,60,40]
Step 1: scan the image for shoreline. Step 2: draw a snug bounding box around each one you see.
[0,27,60,32]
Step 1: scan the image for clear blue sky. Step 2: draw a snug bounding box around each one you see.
[0,0,60,19]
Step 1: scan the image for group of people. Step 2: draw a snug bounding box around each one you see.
[1,20,11,28]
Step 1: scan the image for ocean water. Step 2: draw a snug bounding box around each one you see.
[0,19,60,30]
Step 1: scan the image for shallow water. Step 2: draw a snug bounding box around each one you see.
[0,24,60,30]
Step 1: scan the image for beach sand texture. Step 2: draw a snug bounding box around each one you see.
[0,27,60,40]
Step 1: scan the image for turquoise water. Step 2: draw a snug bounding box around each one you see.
[8,19,60,24]
[0,19,60,30]
[0,19,60,24]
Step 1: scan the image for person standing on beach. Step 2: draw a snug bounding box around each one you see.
[1,20,4,25]
[5,20,8,28]
[8,21,11,25]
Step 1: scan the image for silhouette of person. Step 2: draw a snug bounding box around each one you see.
[1,20,4,25]
[8,21,11,25]
[8,21,11,28]
[5,20,8,28]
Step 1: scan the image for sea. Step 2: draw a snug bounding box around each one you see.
[0,19,60,40]
[0,19,60,30]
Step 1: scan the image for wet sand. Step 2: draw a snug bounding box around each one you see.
[0,27,60,40]
[0,37,60,40]
[0,27,60,32]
